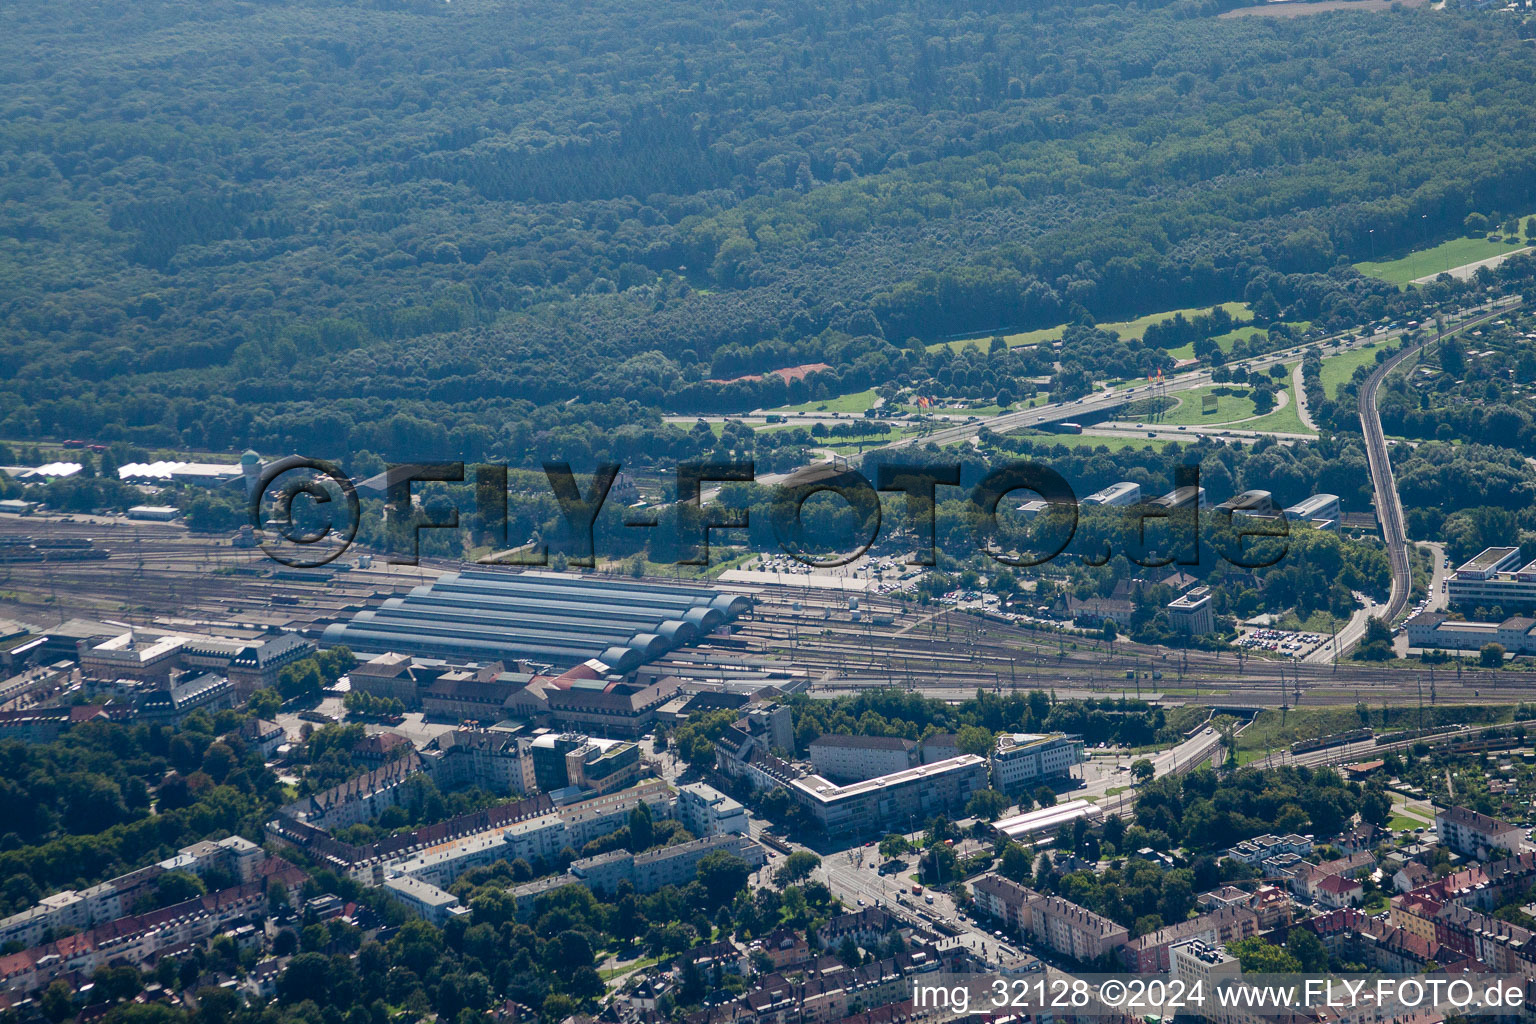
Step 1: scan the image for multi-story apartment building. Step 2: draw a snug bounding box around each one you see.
[1436,805,1526,861]
[422,728,526,794]
[1120,906,1260,972]
[1225,833,1313,867]
[0,860,303,995]
[1026,894,1130,964]
[970,874,1034,937]
[809,734,920,782]
[0,836,265,950]
[676,782,749,836]
[569,834,767,894]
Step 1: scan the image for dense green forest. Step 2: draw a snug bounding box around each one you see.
[3,0,1536,468]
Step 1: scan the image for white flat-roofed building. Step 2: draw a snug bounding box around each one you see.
[788,755,988,837]
[1169,938,1242,988]
[992,799,1100,842]
[676,782,749,836]
[1216,489,1275,515]
[1082,482,1140,507]
[989,733,1082,794]
[381,875,468,924]
[1283,493,1341,528]
[808,733,919,782]
[1406,612,1536,653]
[1447,547,1536,612]
[1455,546,1523,580]
[126,505,183,521]
[1152,485,1208,511]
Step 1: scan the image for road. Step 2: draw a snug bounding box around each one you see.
[870,320,1418,454]
[1339,298,1522,657]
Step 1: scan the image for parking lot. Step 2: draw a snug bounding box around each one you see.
[1235,626,1328,658]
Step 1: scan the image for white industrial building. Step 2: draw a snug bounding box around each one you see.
[991,799,1100,842]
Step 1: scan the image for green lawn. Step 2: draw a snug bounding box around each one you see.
[764,387,881,415]
[757,423,914,447]
[935,301,1251,354]
[1237,363,1315,435]
[1355,233,1530,287]
[1009,430,1172,453]
[1150,387,1259,426]
[1318,343,1383,399]
[1273,609,1346,633]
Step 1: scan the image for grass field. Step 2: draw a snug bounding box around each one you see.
[757,422,914,447]
[936,301,1251,354]
[1237,363,1315,435]
[765,388,880,415]
[1355,233,1530,287]
[1150,387,1260,426]
[1318,343,1384,398]
[1010,430,1171,453]
[1273,609,1345,633]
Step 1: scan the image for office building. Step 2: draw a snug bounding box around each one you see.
[1167,586,1215,634]
[1215,490,1274,516]
[136,671,235,724]
[1169,938,1242,989]
[1405,611,1536,653]
[223,633,317,699]
[788,756,989,837]
[529,732,642,794]
[1446,547,1536,612]
[1283,493,1342,528]
[988,733,1082,794]
[1151,486,1208,511]
[78,631,187,683]
[1081,482,1141,507]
